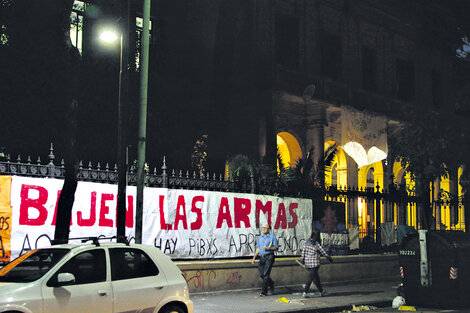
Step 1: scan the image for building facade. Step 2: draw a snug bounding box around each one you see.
[69,0,470,235]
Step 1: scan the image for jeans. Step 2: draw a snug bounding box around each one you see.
[304,266,323,293]
[258,253,275,294]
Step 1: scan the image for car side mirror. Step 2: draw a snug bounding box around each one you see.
[56,272,76,286]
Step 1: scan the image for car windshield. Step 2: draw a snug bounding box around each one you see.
[0,248,70,283]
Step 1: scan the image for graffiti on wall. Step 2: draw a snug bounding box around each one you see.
[182,270,244,291]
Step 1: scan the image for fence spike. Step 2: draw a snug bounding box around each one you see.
[220,173,223,181]
[36,156,41,165]
[171,169,175,177]
[105,163,109,170]
[206,173,209,180]
[114,163,118,171]
[162,156,167,172]
[79,161,83,169]
[48,142,55,166]
[17,155,21,162]
[88,161,92,169]
[186,170,189,178]
[27,155,31,164]
[97,162,101,170]
[153,167,157,175]
[213,173,216,180]
[193,171,196,179]
[6,154,10,162]
[61,159,65,166]
[179,170,182,178]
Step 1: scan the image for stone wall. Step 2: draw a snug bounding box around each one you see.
[176,253,399,294]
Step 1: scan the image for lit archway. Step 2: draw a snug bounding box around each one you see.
[393,160,414,194]
[325,142,347,189]
[358,161,384,191]
[277,132,302,169]
[436,165,465,231]
[392,160,417,228]
[357,161,384,237]
[457,166,465,230]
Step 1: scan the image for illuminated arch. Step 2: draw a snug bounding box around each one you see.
[393,160,414,194]
[438,169,451,230]
[358,161,384,191]
[392,159,417,228]
[458,166,464,199]
[325,142,348,189]
[457,166,465,230]
[356,161,385,238]
[277,132,302,168]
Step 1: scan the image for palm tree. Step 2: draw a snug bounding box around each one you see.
[285,144,338,197]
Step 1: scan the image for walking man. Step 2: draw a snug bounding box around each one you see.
[299,229,333,297]
[252,224,278,296]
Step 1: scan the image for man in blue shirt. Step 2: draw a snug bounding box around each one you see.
[251,224,278,296]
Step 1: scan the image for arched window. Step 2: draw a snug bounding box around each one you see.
[276,132,302,169]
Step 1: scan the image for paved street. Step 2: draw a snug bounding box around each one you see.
[192,279,467,313]
[192,280,399,313]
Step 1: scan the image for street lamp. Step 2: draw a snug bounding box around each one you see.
[99,22,129,242]
[99,0,150,244]
[99,30,119,43]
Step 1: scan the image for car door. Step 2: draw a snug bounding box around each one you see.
[110,247,168,312]
[41,248,113,313]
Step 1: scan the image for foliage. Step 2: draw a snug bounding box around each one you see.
[191,134,208,176]
[0,1,11,46]
[390,106,470,195]
[132,159,149,174]
[276,148,289,183]
[283,144,338,197]
[0,146,6,160]
[228,154,264,180]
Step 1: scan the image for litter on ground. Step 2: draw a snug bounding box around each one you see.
[342,304,378,312]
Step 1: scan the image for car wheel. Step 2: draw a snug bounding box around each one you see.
[160,304,185,313]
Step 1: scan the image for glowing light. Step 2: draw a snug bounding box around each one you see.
[99,30,119,43]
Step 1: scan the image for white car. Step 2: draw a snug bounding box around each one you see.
[0,240,193,313]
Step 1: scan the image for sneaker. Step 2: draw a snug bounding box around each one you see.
[320,290,328,297]
[259,292,267,297]
[302,292,308,298]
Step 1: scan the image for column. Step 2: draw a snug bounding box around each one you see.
[305,105,326,185]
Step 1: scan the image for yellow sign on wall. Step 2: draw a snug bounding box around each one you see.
[0,176,12,262]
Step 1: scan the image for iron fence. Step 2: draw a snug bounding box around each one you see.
[0,146,466,253]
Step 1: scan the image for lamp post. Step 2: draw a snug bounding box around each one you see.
[100,0,148,243]
[136,0,151,244]
[99,1,130,242]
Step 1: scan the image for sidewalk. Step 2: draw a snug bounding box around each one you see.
[191,280,399,313]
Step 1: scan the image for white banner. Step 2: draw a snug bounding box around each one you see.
[341,104,388,167]
[8,176,312,260]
